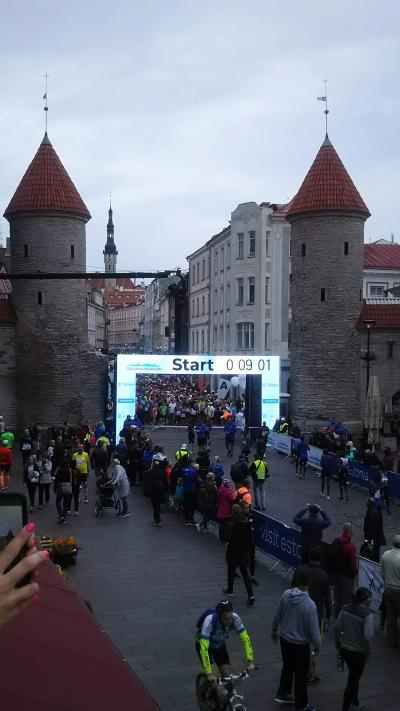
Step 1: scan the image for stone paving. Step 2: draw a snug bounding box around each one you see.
[15,429,400,710]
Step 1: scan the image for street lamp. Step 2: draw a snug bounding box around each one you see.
[363,319,376,394]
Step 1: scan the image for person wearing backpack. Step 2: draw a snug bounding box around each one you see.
[335,587,374,711]
[195,599,255,683]
[329,522,358,618]
[249,455,269,511]
[235,479,252,506]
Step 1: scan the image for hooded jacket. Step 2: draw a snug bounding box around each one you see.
[272,588,321,649]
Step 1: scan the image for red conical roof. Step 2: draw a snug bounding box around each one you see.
[286,136,370,219]
[4,133,90,220]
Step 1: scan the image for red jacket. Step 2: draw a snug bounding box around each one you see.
[339,533,357,578]
[0,446,12,468]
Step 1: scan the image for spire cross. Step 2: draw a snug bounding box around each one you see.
[43,72,50,132]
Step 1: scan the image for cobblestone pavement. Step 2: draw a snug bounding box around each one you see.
[16,429,400,710]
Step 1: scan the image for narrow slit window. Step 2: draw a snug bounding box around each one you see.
[71,244,75,259]
[38,291,45,305]
[344,241,349,255]
[320,288,326,302]
[24,244,29,258]
[301,243,306,257]
[388,341,395,359]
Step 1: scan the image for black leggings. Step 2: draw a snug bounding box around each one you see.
[341,649,366,711]
[227,562,253,597]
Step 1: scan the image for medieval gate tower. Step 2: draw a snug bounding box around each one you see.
[4,132,106,428]
[286,135,370,429]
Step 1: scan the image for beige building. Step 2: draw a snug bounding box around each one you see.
[108,297,145,351]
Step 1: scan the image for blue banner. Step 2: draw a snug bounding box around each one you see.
[252,510,301,568]
[347,461,372,490]
[388,471,400,500]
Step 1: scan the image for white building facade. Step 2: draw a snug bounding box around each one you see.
[363,241,400,298]
[187,202,290,388]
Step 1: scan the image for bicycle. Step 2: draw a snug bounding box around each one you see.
[196,670,251,711]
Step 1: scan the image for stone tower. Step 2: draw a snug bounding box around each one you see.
[103,202,118,288]
[286,135,370,429]
[4,132,107,428]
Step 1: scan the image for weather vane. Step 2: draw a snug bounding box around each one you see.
[43,72,50,132]
[317,79,329,137]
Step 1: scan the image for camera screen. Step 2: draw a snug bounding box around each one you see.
[0,504,23,551]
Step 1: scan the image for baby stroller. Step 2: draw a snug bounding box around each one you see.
[94,471,121,516]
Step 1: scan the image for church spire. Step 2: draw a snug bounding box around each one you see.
[103,200,118,280]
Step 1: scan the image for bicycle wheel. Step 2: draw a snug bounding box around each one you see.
[196,674,219,711]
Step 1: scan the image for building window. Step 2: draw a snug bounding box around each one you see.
[368,284,386,297]
[196,331,199,353]
[237,278,244,305]
[264,323,270,351]
[220,286,224,311]
[226,242,231,267]
[196,262,200,283]
[344,241,349,256]
[237,233,244,259]
[214,251,218,273]
[221,247,224,270]
[202,295,205,315]
[301,243,306,257]
[192,299,195,317]
[196,298,199,317]
[214,289,218,313]
[213,325,217,346]
[265,231,271,256]
[320,288,326,302]
[237,322,254,350]
[37,291,45,306]
[201,330,205,352]
[248,277,255,304]
[192,265,196,285]
[202,259,206,280]
[70,244,75,259]
[226,324,230,349]
[24,244,29,258]
[226,283,230,308]
[249,231,256,257]
[219,325,223,348]
[388,341,395,359]
[265,276,270,304]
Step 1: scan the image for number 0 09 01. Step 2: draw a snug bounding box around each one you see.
[225,358,270,372]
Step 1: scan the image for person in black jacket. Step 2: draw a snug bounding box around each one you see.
[292,546,331,684]
[363,498,386,562]
[230,455,249,486]
[223,504,255,605]
[293,504,331,564]
[144,459,167,527]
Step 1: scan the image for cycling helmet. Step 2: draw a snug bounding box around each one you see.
[216,600,233,614]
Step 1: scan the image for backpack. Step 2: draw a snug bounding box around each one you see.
[196,608,218,636]
[327,538,348,574]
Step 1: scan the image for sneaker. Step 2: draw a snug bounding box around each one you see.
[350,705,366,711]
[121,513,131,518]
[57,516,64,524]
[63,519,68,524]
[274,695,294,705]
[326,495,330,500]
[299,705,317,711]
[38,505,43,510]
[84,497,89,503]
[307,675,320,685]
[247,595,255,606]
[185,522,191,527]
[29,506,33,513]
[74,511,79,516]
[67,510,71,515]
[196,523,201,533]
[222,588,234,596]
[251,578,259,586]
[320,493,325,497]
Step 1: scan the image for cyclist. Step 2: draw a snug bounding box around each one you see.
[196,599,255,683]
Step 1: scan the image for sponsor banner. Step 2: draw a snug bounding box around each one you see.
[358,556,384,613]
[217,377,231,399]
[348,461,372,490]
[308,445,322,470]
[388,471,400,500]
[252,510,302,568]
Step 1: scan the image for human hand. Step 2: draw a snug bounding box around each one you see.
[271,630,278,644]
[0,524,48,630]
[246,661,256,672]
[207,674,218,685]
[305,503,310,509]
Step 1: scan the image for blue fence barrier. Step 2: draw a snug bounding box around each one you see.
[252,510,302,568]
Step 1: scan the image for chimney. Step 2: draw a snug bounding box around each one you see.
[391,233,395,244]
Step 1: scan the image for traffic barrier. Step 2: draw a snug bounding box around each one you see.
[252,509,301,569]
[358,556,384,613]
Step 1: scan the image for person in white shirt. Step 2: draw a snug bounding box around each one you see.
[381,535,400,647]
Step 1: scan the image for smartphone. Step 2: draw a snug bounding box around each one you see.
[0,493,30,587]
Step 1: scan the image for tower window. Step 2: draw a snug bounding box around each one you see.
[301,243,306,257]
[344,241,349,255]
[24,244,29,258]
[71,245,75,259]
[387,341,395,359]
[320,288,326,302]
[37,291,45,306]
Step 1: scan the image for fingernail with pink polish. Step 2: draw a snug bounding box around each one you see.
[32,595,39,604]
[28,537,36,547]
[25,523,35,533]
[40,550,49,559]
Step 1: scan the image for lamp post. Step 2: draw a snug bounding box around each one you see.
[364,319,376,395]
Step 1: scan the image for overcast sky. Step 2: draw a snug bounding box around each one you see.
[1,1,399,272]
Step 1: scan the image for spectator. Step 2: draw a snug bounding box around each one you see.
[381,446,395,474]
[224,417,237,457]
[208,455,224,488]
[363,499,386,562]
[272,568,320,711]
[0,439,12,490]
[144,457,167,526]
[223,504,255,605]
[362,449,381,468]
[217,479,236,543]
[292,547,332,685]
[182,462,199,527]
[111,458,131,518]
[23,455,40,513]
[338,454,350,503]
[90,440,108,482]
[293,504,331,564]
[335,587,374,711]
[347,441,356,462]
[380,534,400,647]
[230,454,249,486]
[297,436,310,479]
[20,428,33,467]
[329,522,358,617]
[38,454,52,508]
[197,473,218,533]
[115,437,129,470]
[320,449,338,500]
[249,454,269,511]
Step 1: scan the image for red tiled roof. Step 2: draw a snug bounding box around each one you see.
[105,290,145,308]
[364,244,400,270]
[287,136,370,219]
[357,300,400,330]
[90,277,138,292]
[0,299,16,324]
[4,133,90,220]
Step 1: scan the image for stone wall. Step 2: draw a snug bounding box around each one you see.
[0,324,16,428]
[289,212,365,427]
[8,213,106,428]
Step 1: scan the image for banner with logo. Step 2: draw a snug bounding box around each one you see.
[358,556,384,613]
[308,445,322,470]
[252,510,301,568]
